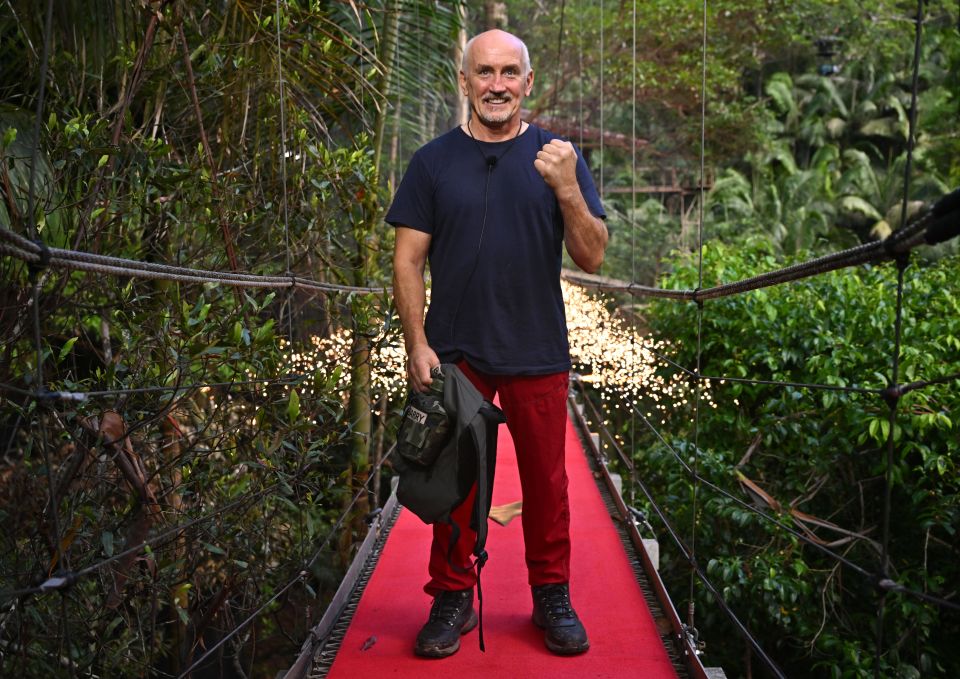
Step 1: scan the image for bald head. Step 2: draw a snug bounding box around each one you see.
[461,29,531,77]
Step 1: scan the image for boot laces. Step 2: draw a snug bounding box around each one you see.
[537,584,573,621]
[429,590,469,627]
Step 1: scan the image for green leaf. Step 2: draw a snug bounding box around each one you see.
[97,154,109,168]
[326,365,342,390]
[839,196,882,220]
[58,337,78,362]
[203,542,226,556]
[287,389,300,424]
[936,456,949,476]
[254,319,275,345]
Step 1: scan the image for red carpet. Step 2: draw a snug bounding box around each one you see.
[325,408,678,678]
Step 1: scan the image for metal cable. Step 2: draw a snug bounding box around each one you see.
[606,394,960,613]
[275,0,295,345]
[627,395,960,613]
[2,432,394,605]
[629,0,639,511]
[575,383,787,677]
[685,0,711,633]
[26,3,70,645]
[876,4,925,672]
[0,481,280,602]
[595,334,886,395]
[598,0,604,203]
[552,0,566,117]
[577,0,583,151]
[23,0,53,244]
[0,370,352,402]
[174,444,396,679]
[576,367,960,619]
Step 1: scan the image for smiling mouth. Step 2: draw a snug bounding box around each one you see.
[484,97,511,105]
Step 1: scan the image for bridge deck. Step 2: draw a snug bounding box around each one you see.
[320,405,680,678]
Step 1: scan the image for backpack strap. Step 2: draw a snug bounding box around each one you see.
[468,414,490,652]
[440,403,501,652]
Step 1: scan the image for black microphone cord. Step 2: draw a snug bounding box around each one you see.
[449,159,495,345]
[448,119,525,346]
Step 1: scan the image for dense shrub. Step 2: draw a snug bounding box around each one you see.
[624,242,960,676]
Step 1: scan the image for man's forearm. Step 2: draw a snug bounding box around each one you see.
[393,251,440,391]
[558,186,608,274]
[393,261,429,352]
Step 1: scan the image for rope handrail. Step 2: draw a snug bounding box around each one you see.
[0,227,390,294]
[3,189,954,301]
[562,186,960,301]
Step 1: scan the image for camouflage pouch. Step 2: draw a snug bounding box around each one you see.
[397,365,453,467]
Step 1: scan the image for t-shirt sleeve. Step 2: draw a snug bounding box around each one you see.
[385,152,434,234]
[574,145,606,220]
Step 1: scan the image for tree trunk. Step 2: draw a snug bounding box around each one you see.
[343,0,400,556]
[454,7,468,127]
[483,1,507,30]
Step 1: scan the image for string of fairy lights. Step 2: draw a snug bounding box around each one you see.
[273,282,711,430]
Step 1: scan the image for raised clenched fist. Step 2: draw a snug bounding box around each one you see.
[533,139,578,193]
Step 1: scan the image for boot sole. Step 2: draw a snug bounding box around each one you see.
[545,636,590,655]
[532,613,590,655]
[414,610,479,658]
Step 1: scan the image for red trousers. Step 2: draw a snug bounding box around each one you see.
[425,362,571,595]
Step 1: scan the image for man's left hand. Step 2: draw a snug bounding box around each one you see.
[534,139,579,194]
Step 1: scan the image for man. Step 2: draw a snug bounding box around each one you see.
[387,29,608,658]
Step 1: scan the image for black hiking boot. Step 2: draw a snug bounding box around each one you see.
[415,588,478,658]
[531,583,590,655]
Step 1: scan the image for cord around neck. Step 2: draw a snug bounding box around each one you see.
[466,118,524,170]
[466,117,524,144]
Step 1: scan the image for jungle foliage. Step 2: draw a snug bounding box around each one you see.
[0,1,460,676]
[508,0,959,676]
[645,243,959,677]
[0,0,957,677]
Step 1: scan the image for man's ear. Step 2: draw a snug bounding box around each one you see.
[458,70,468,97]
[524,69,534,97]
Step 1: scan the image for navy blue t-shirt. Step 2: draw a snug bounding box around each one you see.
[386,124,605,375]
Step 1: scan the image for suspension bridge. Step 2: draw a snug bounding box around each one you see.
[2,1,959,678]
[3,182,958,676]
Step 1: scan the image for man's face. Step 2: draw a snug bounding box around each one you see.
[459,33,533,130]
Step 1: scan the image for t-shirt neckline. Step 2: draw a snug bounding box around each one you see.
[458,122,531,145]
